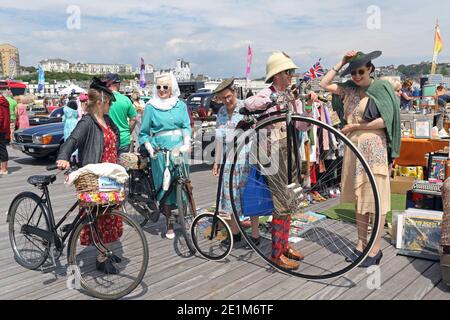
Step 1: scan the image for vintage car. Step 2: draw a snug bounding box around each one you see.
[28,107,64,126]
[12,122,64,159]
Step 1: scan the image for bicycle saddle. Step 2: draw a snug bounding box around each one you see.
[27,175,56,186]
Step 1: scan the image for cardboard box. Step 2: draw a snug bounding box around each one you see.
[390,176,416,195]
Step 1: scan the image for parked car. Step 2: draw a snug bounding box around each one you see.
[186,92,223,119]
[28,107,64,126]
[12,122,64,159]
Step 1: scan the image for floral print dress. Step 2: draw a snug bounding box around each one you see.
[216,101,250,216]
[80,123,123,246]
[339,86,390,217]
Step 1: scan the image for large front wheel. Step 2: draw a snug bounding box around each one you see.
[229,115,382,280]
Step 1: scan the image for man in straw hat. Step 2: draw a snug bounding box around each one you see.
[244,51,318,270]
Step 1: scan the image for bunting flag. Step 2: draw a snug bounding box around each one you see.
[246,45,252,88]
[304,59,324,81]
[431,21,443,74]
[38,64,45,93]
[140,57,146,88]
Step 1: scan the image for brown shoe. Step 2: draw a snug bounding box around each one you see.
[283,246,305,261]
[271,254,300,270]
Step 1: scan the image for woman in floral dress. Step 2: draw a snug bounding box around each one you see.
[212,78,260,246]
[320,50,401,267]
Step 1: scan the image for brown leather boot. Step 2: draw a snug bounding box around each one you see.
[271,254,300,270]
[283,245,305,261]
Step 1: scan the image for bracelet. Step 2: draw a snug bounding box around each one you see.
[332,66,341,72]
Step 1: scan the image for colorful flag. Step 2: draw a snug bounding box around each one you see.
[304,59,324,81]
[431,21,443,74]
[38,64,45,93]
[140,57,146,88]
[246,45,252,88]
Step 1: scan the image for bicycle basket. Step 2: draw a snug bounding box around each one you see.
[74,172,125,207]
[119,152,148,170]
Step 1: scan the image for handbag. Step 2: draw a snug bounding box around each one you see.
[242,165,274,216]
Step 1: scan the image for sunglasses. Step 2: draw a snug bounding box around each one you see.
[284,69,295,76]
[351,69,366,76]
[156,85,170,90]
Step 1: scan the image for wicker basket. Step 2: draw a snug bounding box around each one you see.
[119,152,148,170]
[74,172,125,207]
[74,172,99,193]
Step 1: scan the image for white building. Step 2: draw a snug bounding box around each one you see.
[39,58,134,75]
[174,59,191,82]
[40,58,71,73]
[135,64,154,74]
[153,59,192,83]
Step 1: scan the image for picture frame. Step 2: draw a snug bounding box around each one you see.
[414,119,432,139]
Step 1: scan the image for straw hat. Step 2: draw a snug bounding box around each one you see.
[265,51,298,83]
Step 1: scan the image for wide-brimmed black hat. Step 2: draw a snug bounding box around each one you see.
[213,77,235,95]
[341,50,382,76]
[89,77,116,101]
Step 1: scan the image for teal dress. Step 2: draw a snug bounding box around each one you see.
[139,100,192,205]
[63,106,79,158]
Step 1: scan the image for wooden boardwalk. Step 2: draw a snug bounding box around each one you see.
[1,146,449,300]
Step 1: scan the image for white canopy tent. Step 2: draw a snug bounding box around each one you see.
[59,84,86,95]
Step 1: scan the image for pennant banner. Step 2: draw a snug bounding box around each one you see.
[140,57,146,88]
[38,64,45,93]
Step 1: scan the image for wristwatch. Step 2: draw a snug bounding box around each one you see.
[332,66,341,72]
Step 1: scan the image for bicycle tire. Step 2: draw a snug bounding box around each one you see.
[229,114,381,280]
[8,192,51,270]
[176,183,197,254]
[67,207,149,300]
[190,212,233,261]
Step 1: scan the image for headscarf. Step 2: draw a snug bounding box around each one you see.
[148,73,181,111]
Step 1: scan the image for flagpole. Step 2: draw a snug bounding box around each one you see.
[431,19,439,75]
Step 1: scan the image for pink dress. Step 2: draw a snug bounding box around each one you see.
[16,103,30,129]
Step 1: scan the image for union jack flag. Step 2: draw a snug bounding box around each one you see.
[304,59,324,81]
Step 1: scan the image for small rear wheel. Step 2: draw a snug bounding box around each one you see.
[190,212,233,261]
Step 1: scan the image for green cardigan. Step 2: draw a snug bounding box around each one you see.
[336,79,401,160]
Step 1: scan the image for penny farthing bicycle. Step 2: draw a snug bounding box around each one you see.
[190,81,382,280]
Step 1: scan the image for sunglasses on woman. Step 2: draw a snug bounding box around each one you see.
[156,85,170,90]
[351,69,366,76]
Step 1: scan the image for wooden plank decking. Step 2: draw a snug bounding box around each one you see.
[0,146,449,300]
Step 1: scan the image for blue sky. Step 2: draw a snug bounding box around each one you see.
[1,0,449,78]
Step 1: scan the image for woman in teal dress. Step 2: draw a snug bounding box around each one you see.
[139,73,192,239]
[63,100,80,160]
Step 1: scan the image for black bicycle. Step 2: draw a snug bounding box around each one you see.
[124,147,197,254]
[7,165,149,299]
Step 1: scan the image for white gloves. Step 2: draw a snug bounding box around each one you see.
[144,142,155,159]
[179,135,191,154]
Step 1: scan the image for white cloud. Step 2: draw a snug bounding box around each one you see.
[1,0,449,77]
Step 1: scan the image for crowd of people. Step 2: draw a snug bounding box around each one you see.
[2,49,450,277]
